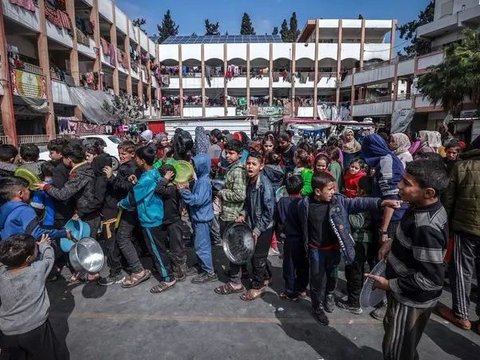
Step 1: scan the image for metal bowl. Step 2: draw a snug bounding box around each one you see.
[69,237,105,273]
[360,261,387,309]
[222,223,255,265]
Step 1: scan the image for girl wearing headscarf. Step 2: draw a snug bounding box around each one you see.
[341,128,361,166]
[389,133,413,168]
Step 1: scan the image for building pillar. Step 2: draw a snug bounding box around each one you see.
[156,42,161,118]
[291,44,296,117]
[201,44,206,117]
[146,38,152,118]
[66,0,79,86]
[223,43,228,115]
[178,45,183,117]
[359,19,366,71]
[246,44,250,111]
[268,43,273,106]
[125,22,132,95]
[350,68,356,106]
[91,0,102,90]
[110,4,119,95]
[0,3,17,144]
[37,0,56,140]
[136,29,143,103]
[389,20,397,60]
[313,19,320,118]
[336,19,343,108]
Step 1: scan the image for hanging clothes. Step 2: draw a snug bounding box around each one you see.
[9,0,36,12]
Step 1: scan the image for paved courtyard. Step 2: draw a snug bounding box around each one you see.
[48,247,480,360]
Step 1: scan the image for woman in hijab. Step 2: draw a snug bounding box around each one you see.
[341,128,361,166]
[389,133,413,168]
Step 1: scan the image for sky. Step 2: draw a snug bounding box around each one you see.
[116,0,431,45]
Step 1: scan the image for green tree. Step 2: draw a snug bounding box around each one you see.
[240,13,255,35]
[272,26,279,35]
[157,10,179,43]
[417,28,480,115]
[280,19,289,41]
[398,0,435,56]
[288,12,300,41]
[103,94,145,124]
[205,19,220,35]
[133,18,147,34]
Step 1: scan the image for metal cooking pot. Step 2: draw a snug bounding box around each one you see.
[69,237,105,273]
[222,223,255,265]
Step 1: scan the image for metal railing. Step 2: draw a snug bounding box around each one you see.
[18,134,50,145]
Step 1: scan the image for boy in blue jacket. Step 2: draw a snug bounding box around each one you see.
[119,146,176,294]
[178,153,216,284]
[0,177,68,241]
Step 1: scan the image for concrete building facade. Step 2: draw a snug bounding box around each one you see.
[342,0,480,141]
[1,0,159,145]
[0,0,396,144]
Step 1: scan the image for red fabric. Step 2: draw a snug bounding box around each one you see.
[10,0,36,12]
[232,132,242,141]
[343,171,366,198]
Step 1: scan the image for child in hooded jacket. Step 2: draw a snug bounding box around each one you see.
[178,153,216,284]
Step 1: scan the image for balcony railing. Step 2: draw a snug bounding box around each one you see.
[18,134,50,145]
[355,95,393,105]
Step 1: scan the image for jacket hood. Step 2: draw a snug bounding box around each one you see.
[263,164,284,184]
[194,126,209,155]
[362,134,397,167]
[193,153,211,178]
[0,162,17,172]
[460,149,480,160]
[91,153,112,176]
[71,162,95,179]
[0,201,27,229]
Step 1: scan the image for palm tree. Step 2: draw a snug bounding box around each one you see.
[417,28,480,115]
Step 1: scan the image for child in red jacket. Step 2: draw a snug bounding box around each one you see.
[343,159,366,198]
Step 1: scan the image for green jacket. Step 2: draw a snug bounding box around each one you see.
[219,162,247,222]
[444,149,480,237]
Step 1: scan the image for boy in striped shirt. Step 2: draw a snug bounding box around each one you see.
[367,160,449,360]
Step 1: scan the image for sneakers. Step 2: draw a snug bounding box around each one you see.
[336,298,363,315]
[370,304,387,321]
[98,273,124,286]
[191,272,218,284]
[314,308,329,326]
[324,293,335,313]
[186,266,201,276]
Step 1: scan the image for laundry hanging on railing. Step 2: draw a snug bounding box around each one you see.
[9,0,36,12]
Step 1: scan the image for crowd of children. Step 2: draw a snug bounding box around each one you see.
[0,126,475,359]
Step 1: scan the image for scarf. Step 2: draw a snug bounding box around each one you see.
[361,134,402,169]
[391,133,411,155]
[341,129,361,154]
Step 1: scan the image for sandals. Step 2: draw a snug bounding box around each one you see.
[150,280,176,294]
[214,282,245,295]
[121,269,151,288]
[240,287,266,301]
